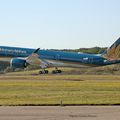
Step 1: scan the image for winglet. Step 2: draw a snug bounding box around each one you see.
[33,48,40,53]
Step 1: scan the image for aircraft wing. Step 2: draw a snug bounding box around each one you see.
[26,48,49,68]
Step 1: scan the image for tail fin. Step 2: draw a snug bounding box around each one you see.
[102,37,120,60]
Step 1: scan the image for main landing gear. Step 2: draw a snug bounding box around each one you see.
[39,68,62,74]
[39,69,49,74]
[52,67,62,74]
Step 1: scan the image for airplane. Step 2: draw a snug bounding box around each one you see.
[0,37,120,74]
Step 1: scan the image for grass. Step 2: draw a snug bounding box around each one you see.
[3,64,120,75]
[0,72,120,106]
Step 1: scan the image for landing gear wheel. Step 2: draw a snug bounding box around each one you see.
[52,70,62,74]
[39,70,49,74]
[57,70,62,73]
[44,70,49,74]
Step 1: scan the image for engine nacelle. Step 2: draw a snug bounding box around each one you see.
[10,58,28,69]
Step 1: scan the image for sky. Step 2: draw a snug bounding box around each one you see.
[0,0,120,49]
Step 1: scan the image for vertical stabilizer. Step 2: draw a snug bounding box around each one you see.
[103,37,120,60]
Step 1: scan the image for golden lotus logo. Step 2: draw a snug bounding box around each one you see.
[105,43,120,60]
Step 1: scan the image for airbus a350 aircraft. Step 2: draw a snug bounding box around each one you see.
[0,37,120,74]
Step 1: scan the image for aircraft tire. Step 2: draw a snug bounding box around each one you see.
[52,70,62,74]
[44,70,49,74]
[57,70,62,73]
[39,70,49,74]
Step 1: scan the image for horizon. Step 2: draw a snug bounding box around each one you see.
[0,45,107,50]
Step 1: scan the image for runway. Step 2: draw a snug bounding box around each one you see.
[0,106,120,120]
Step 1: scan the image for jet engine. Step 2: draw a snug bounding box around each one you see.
[10,58,28,69]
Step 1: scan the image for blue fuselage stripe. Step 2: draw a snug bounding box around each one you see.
[0,46,119,66]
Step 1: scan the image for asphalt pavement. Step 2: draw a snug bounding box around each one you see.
[0,106,120,120]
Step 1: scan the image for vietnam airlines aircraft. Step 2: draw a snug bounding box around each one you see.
[0,37,120,74]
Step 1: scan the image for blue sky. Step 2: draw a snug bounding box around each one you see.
[0,0,120,49]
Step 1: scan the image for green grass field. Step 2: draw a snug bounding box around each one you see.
[0,70,120,106]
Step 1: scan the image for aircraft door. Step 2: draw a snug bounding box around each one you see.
[89,57,93,64]
[55,54,60,60]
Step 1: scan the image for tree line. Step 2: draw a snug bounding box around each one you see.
[53,47,107,54]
